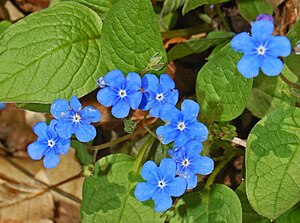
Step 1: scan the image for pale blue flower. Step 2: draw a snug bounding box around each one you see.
[231,20,291,78]
[134,158,187,212]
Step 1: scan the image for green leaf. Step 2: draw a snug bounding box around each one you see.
[237,0,273,21]
[99,0,167,75]
[236,182,300,223]
[284,20,300,76]
[71,140,93,165]
[167,31,234,61]
[246,67,297,119]
[161,0,185,16]
[81,154,164,223]
[246,107,300,219]
[171,184,242,223]
[196,43,253,122]
[0,2,102,103]
[62,0,117,19]
[16,103,50,113]
[0,20,11,35]
[182,0,230,15]
[236,182,270,223]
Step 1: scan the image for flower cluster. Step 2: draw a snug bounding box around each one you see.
[27,96,101,168]
[27,69,213,212]
[231,18,291,78]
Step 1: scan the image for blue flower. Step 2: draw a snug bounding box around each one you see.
[231,20,291,78]
[97,70,142,118]
[169,140,214,189]
[0,102,5,110]
[50,96,101,142]
[140,74,178,118]
[156,99,208,148]
[134,158,187,212]
[27,120,70,168]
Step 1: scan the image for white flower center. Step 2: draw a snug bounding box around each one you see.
[257,45,266,55]
[48,139,55,148]
[182,159,190,167]
[72,113,81,123]
[155,93,164,101]
[158,180,166,188]
[118,90,127,98]
[177,122,186,131]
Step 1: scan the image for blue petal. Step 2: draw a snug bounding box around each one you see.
[138,92,150,110]
[198,156,214,175]
[27,142,47,160]
[186,175,197,189]
[43,149,60,168]
[167,176,187,197]
[156,125,179,145]
[127,91,142,110]
[185,139,203,153]
[251,20,274,39]
[142,74,159,92]
[55,121,73,139]
[152,189,173,212]
[126,72,142,91]
[231,32,254,53]
[33,122,48,140]
[48,119,58,136]
[134,182,157,202]
[165,89,179,105]
[174,131,190,148]
[237,54,260,78]
[158,158,176,181]
[141,160,159,182]
[80,106,101,123]
[104,70,125,89]
[160,104,181,123]
[70,96,82,112]
[186,122,208,141]
[50,99,69,119]
[261,56,283,76]
[97,87,118,107]
[75,124,96,142]
[111,99,130,118]
[56,139,70,155]
[149,103,162,118]
[160,74,175,93]
[267,36,291,57]
[181,100,199,122]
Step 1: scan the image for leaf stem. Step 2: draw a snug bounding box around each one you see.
[204,149,235,190]
[279,73,300,90]
[133,135,155,174]
[215,4,231,31]
[91,122,158,163]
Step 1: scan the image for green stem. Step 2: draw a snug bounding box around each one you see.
[133,135,155,174]
[161,24,212,39]
[204,149,235,190]
[215,4,231,31]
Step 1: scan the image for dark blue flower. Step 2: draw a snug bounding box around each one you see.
[169,140,214,189]
[27,120,70,168]
[50,96,101,142]
[256,14,274,23]
[231,20,291,78]
[0,102,5,110]
[140,74,178,118]
[156,99,208,148]
[134,158,187,212]
[97,70,143,118]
